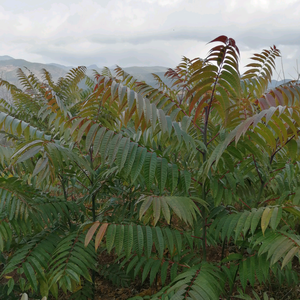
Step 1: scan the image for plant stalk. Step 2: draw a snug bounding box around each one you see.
[201,107,209,261]
[227,264,240,300]
[220,238,226,264]
[89,148,96,300]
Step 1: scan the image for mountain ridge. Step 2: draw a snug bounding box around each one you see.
[0,55,170,88]
[0,55,294,90]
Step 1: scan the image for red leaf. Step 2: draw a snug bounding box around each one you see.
[229,38,240,55]
[258,98,269,110]
[273,89,284,105]
[93,83,99,92]
[209,45,225,53]
[193,94,210,121]
[208,35,228,44]
[265,94,276,107]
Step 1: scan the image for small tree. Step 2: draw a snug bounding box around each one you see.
[0,36,299,300]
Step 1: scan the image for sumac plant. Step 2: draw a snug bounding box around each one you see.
[0,36,300,300]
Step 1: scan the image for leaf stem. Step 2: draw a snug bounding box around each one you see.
[255,182,265,207]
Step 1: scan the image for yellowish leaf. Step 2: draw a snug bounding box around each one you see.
[261,207,273,235]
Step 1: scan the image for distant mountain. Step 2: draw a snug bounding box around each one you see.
[0,55,14,61]
[121,66,168,74]
[48,62,73,70]
[268,79,295,89]
[0,55,171,89]
[0,56,68,87]
[114,66,170,87]
[87,64,99,70]
[0,55,294,93]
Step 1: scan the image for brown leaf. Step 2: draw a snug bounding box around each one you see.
[95,223,109,250]
[84,221,100,247]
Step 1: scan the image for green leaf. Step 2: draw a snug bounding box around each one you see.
[131,147,147,183]
[157,157,168,194]
[136,225,144,257]
[144,152,157,190]
[16,145,42,164]
[269,206,282,230]
[153,227,164,259]
[124,225,133,258]
[145,226,153,259]
[32,157,48,177]
[139,196,153,220]
[7,278,14,295]
[251,208,264,234]
[134,256,147,278]
[85,123,99,151]
[76,120,91,143]
[142,258,153,283]
[93,127,106,154]
[100,130,114,160]
[149,259,161,285]
[106,224,116,254]
[160,261,169,286]
[282,247,299,269]
[182,170,191,195]
[221,253,242,264]
[170,263,178,281]
[235,211,249,242]
[126,256,139,274]
[153,197,161,226]
[115,225,124,255]
[168,164,179,194]
[22,262,38,292]
[164,227,175,257]
[161,197,171,224]
[157,109,168,134]
[240,259,248,290]
[270,239,294,265]
[123,143,138,178]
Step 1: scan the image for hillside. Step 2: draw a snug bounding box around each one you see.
[0,55,170,89]
[0,57,67,86]
[0,55,294,93]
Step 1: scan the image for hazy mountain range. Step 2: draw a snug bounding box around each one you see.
[0,55,294,91]
[0,55,170,89]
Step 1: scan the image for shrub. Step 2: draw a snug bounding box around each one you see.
[0,36,299,299]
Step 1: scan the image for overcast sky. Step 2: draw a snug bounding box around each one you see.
[0,0,300,79]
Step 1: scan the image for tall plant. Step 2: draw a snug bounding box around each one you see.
[0,36,299,300]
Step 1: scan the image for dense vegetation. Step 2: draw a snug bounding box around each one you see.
[0,36,300,300]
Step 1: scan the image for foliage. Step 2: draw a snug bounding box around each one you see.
[0,36,299,300]
[234,289,275,300]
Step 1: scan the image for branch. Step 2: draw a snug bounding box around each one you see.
[191,177,202,186]
[74,161,93,185]
[252,154,263,183]
[238,198,251,209]
[207,132,220,145]
[270,131,300,164]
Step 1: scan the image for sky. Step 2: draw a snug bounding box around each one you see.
[0,0,300,79]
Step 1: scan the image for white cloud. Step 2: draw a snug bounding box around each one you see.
[140,0,183,6]
[0,0,299,78]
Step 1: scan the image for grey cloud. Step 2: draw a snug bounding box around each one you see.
[39,29,300,57]
[28,43,175,68]
[87,30,212,45]
[236,30,300,49]
[0,0,300,78]
[10,28,300,50]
